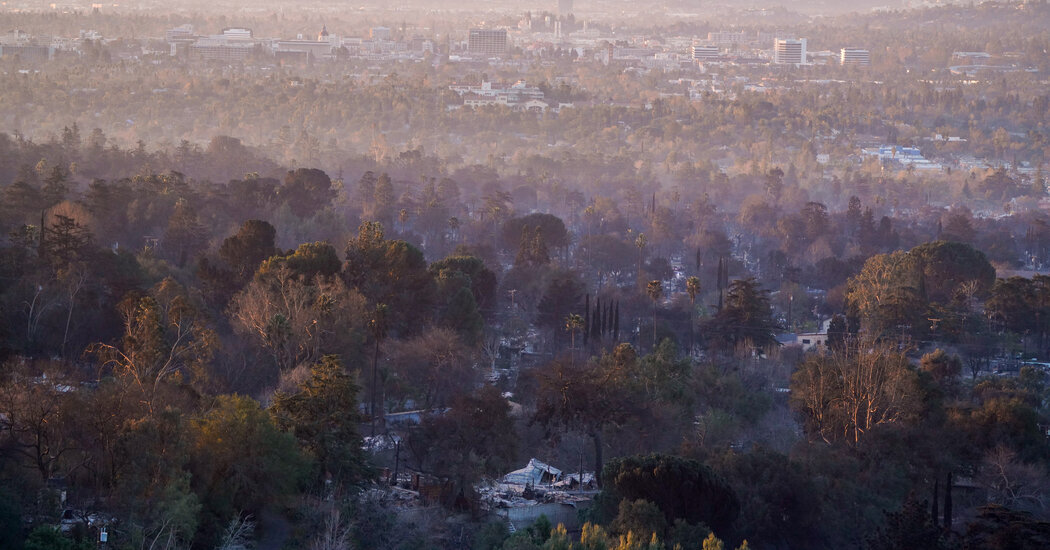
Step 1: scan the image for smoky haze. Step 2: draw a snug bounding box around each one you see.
[0,1,1048,549]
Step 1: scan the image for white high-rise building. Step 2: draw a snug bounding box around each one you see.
[840,47,870,66]
[774,38,806,65]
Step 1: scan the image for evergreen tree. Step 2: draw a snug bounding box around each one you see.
[271,355,372,488]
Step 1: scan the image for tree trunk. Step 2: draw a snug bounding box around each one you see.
[689,300,695,356]
[371,338,379,437]
[653,304,658,349]
[62,296,75,359]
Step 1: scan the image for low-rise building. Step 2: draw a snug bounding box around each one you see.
[189,28,258,62]
[863,145,943,171]
[840,47,871,66]
[691,43,721,61]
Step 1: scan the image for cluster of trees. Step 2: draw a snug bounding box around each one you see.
[5,124,1050,547]
[4,68,1046,202]
[0,186,503,548]
[1,3,1049,210]
[0,349,364,549]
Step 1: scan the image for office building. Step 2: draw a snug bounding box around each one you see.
[166,24,195,42]
[275,38,334,61]
[370,27,392,41]
[190,39,253,62]
[190,38,253,62]
[166,25,197,56]
[707,31,747,46]
[0,44,54,61]
[221,28,253,41]
[189,28,256,62]
[840,47,870,66]
[468,29,507,57]
[774,38,807,65]
[691,44,720,61]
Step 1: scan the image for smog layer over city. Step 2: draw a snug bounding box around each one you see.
[1,0,1049,548]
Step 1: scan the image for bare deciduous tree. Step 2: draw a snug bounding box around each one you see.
[310,510,353,550]
[216,515,255,550]
[791,341,924,445]
[980,445,1049,512]
[230,267,366,372]
[90,278,215,416]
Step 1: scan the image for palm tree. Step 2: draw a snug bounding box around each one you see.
[686,276,701,355]
[398,208,409,231]
[368,303,389,437]
[646,280,663,348]
[565,313,584,364]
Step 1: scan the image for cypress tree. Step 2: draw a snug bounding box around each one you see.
[717,256,729,311]
[592,297,601,341]
[598,300,605,338]
[599,299,604,337]
[931,477,939,527]
[583,294,590,346]
[605,300,611,340]
[944,471,952,529]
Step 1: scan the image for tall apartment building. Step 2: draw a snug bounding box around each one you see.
[468,29,507,57]
[773,38,807,65]
[558,0,573,16]
[840,47,870,66]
